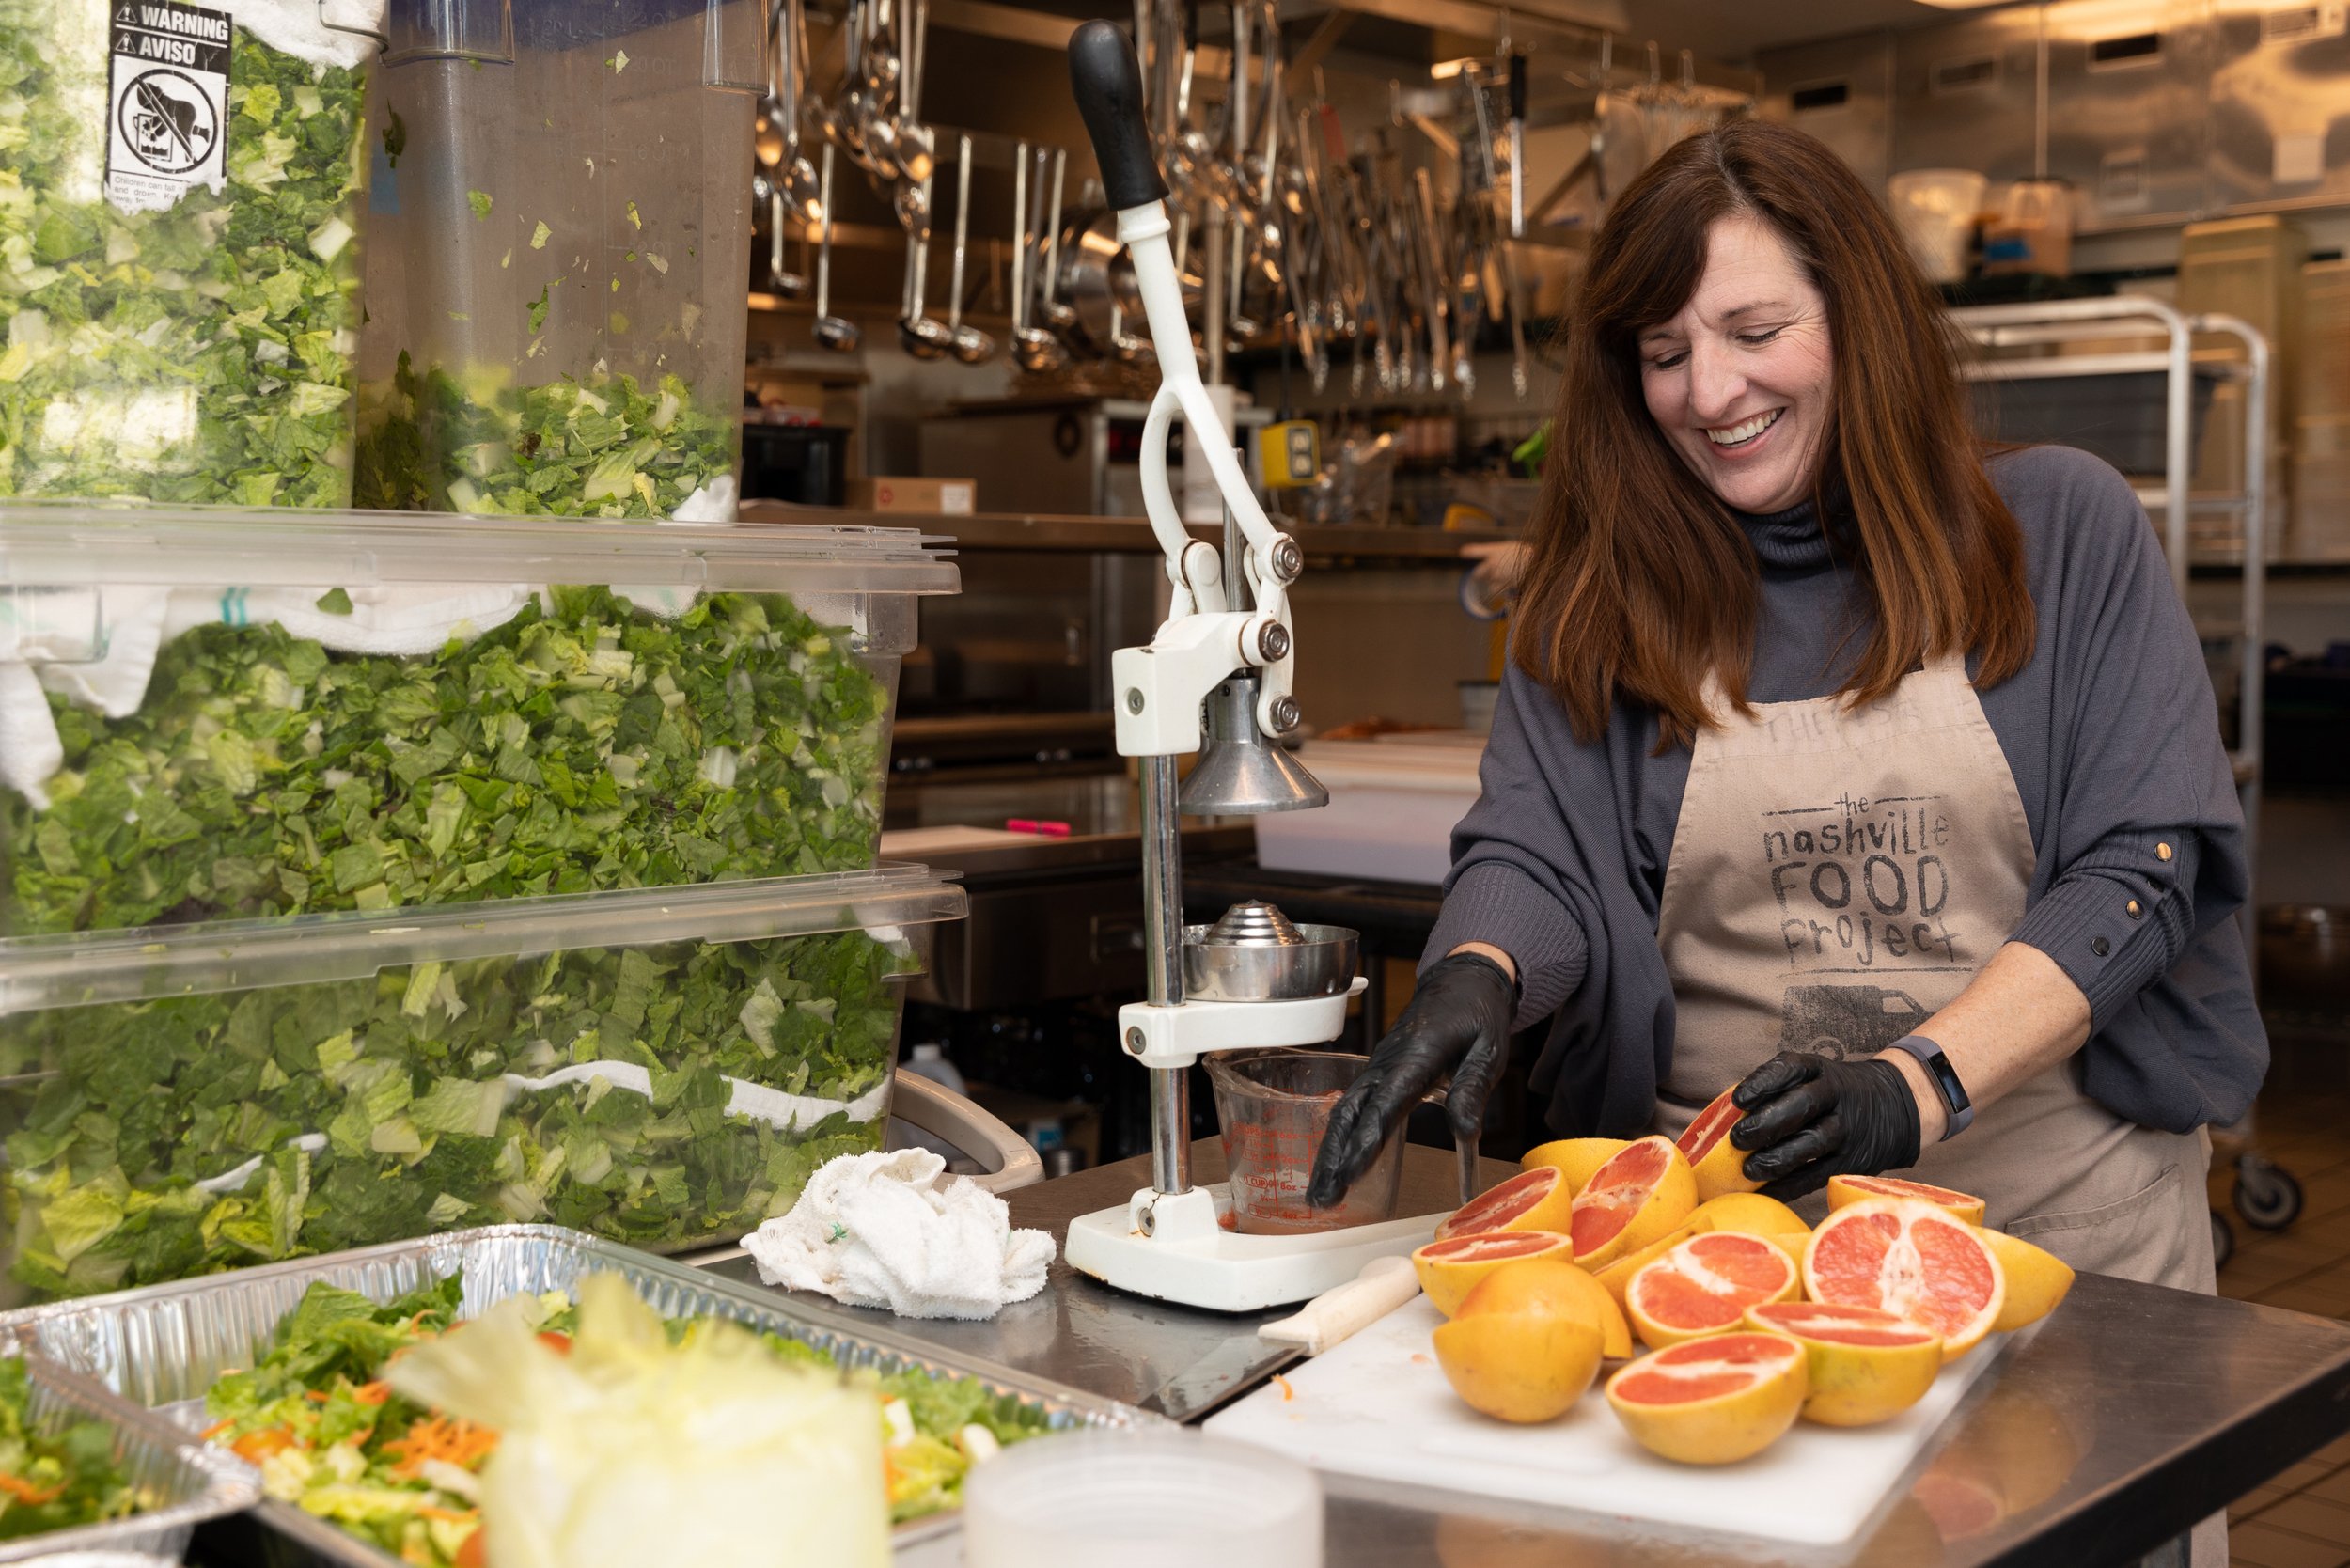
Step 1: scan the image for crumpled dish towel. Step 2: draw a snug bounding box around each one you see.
[742,1149,1056,1321]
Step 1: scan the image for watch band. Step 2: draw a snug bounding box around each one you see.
[1883,1033,1974,1140]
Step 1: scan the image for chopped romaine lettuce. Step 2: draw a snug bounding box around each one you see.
[0,11,369,506]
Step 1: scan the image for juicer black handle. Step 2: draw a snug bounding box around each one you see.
[1508,53,1528,121]
[1069,20,1168,212]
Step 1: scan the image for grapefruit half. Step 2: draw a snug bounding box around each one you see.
[1568,1136,1698,1271]
[1745,1301,1944,1427]
[1605,1331,1810,1465]
[1412,1231,1574,1318]
[1455,1256,1635,1360]
[1804,1198,2006,1362]
[1626,1231,1800,1350]
[1437,1166,1574,1243]
[1520,1137,1632,1195]
[1825,1174,1987,1226]
[1675,1086,1764,1202]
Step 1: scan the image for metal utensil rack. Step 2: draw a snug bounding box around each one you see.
[1951,295,2295,1260]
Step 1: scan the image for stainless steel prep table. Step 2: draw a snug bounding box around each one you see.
[697,1145,2350,1566]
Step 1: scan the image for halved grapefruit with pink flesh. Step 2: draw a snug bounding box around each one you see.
[1745,1301,1944,1426]
[1675,1086,1764,1202]
[1567,1136,1698,1271]
[1605,1331,1810,1464]
[1625,1231,1799,1350]
[1804,1198,2006,1362]
[1825,1174,1987,1226]
[1435,1166,1575,1243]
[1411,1231,1574,1317]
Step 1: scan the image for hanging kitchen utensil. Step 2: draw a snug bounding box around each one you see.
[812,144,860,353]
[946,136,995,364]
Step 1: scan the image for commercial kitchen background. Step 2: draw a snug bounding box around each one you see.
[759,0,2347,1250]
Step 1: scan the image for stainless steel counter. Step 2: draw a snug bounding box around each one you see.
[699,1145,2350,1566]
[738,500,1517,561]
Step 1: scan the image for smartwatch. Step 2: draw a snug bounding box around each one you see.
[1882,1034,1973,1140]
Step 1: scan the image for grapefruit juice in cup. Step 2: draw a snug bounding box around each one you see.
[1206,1050,1407,1234]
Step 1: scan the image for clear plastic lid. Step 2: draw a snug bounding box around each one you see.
[0,865,964,1012]
[0,504,957,596]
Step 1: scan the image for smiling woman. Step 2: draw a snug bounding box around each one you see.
[1512,120,2031,751]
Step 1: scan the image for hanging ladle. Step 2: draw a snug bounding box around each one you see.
[945,134,995,364]
[812,144,860,353]
[1010,142,1068,372]
[898,167,954,359]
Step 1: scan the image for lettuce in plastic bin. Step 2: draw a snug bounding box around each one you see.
[384,1273,889,1568]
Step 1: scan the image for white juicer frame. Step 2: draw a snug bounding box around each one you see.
[1058,34,1439,1309]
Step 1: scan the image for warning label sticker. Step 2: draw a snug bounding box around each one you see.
[104,2,232,213]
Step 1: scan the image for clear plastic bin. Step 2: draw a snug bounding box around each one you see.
[0,1,389,508]
[0,503,957,935]
[352,0,765,519]
[0,865,966,1301]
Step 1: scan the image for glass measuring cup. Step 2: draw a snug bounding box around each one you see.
[1206,1050,1407,1234]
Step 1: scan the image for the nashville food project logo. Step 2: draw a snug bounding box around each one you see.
[1762,792,1963,1060]
[105,3,232,212]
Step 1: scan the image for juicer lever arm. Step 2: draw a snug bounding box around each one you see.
[1069,20,1167,210]
[1068,19,1302,743]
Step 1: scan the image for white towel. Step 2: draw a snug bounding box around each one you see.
[742,1149,1057,1321]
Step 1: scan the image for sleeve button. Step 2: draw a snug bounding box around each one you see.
[2092,936,2112,957]
[2156,842,2173,862]
[2126,899,2143,919]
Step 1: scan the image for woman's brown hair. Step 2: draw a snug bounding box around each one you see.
[1512,119,2032,748]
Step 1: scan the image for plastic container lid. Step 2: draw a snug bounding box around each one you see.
[963,1430,1323,1568]
[0,865,964,1013]
[0,504,958,598]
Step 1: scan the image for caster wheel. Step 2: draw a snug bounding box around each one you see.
[2234,1156,2304,1231]
[2212,1210,2235,1271]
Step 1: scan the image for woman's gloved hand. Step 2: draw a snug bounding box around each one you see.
[1726,1052,1922,1203]
[1306,951,1516,1210]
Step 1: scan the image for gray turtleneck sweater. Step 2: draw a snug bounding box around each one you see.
[1426,443,2266,1138]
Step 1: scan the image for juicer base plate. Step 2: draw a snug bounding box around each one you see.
[1064,1184,1441,1312]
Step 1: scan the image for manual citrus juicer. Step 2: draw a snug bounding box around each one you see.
[1058,22,1449,1311]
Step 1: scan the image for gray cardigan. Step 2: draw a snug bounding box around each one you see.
[1427,444,2267,1138]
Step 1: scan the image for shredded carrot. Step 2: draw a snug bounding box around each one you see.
[305,1390,330,1403]
[417,1504,478,1524]
[1274,1373,1295,1402]
[0,1472,65,1506]
[536,1331,572,1356]
[455,1525,490,1568]
[352,1381,392,1405]
[381,1416,500,1477]
[230,1428,296,1465]
[197,1417,233,1441]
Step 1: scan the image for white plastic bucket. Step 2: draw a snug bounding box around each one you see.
[1887,169,1990,283]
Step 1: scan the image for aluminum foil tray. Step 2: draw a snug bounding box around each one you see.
[0,1351,258,1565]
[0,1225,1154,1567]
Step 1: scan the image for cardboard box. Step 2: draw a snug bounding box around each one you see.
[850,477,977,515]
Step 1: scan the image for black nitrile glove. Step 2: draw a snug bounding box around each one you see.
[1726,1051,1923,1204]
[1306,952,1516,1210]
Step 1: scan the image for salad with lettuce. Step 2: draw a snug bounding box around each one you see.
[4,588,890,935]
[0,6,371,506]
[200,1274,1049,1568]
[355,353,739,520]
[0,1356,159,1541]
[3,922,912,1299]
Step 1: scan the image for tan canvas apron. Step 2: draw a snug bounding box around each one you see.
[1648,653,2213,1294]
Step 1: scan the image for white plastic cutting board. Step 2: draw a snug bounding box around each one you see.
[1204,1296,2007,1546]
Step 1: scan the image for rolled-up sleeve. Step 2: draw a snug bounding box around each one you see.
[2005,454,2256,1106]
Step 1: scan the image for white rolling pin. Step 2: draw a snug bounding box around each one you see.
[1256,1255,1421,1356]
